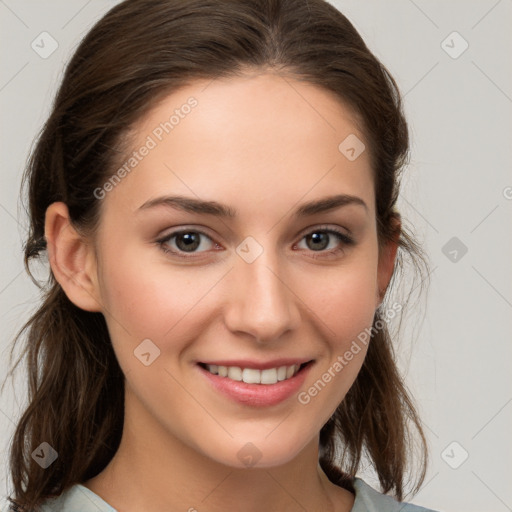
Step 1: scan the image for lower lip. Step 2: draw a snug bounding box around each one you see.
[198,363,313,407]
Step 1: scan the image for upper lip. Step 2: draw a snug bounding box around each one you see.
[198,358,313,370]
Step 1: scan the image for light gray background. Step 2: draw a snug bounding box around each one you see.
[1,1,511,511]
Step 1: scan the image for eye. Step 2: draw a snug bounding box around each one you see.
[295,227,354,258]
[157,229,218,257]
[156,226,354,260]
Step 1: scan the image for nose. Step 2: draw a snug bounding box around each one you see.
[223,248,301,344]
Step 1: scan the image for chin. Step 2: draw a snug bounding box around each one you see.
[195,430,314,470]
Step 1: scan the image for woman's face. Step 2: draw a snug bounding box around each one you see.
[89,71,395,468]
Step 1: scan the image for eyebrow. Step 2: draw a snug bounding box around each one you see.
[137,193,368,218]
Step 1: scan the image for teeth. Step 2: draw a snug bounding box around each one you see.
[242,368,261,384]
[286,365,296,379]
[227,366,242,381]
[261,368,277,384]
[205,363,303,384]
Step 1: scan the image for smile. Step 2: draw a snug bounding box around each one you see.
[202,363,306,385]
[197,360,314,407]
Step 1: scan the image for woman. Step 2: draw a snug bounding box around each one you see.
[5,0,437,510]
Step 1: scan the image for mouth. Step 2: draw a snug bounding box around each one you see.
[198,361,312,385]
[196,359,314,407]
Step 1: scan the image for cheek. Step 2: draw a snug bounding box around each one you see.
[305,248,380,350]
[294,246,379,414]
[96,242,213,363]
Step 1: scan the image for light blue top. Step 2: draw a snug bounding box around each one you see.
[35,477,438,511]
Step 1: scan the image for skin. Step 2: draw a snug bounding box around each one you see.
[45,70,399,512]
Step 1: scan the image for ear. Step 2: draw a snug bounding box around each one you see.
[376,213,401,308]
[44,202,102,312]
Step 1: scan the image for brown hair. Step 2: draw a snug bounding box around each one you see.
[3,0,429,509]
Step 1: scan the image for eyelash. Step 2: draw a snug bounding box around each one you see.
[155,226,355,260]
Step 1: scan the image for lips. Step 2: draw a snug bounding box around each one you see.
[197,359,314,407]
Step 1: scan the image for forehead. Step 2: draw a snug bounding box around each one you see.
[103,72,374,219]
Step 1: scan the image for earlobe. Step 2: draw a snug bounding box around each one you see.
[44,202,102,312]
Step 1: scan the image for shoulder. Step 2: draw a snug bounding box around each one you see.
[23,479,440,512]
[352,478,439,512]
[38,484,116,512]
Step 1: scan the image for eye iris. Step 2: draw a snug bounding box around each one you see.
[176,232,201,252]
[170,231,338,254]
[307,232,329,251]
